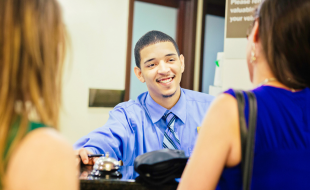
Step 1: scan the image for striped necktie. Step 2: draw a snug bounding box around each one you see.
[162,112,181,150]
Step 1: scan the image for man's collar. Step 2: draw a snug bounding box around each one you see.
[169,89,186,123]
[145,88,187,124]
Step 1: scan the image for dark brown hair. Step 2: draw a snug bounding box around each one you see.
[134,31,180,68]
[257,0,310,89]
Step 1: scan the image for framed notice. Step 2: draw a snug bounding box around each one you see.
[226,0,262,38]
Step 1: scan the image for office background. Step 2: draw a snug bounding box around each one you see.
[58,0,252,144]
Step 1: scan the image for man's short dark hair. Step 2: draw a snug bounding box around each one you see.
[134,31,180,68]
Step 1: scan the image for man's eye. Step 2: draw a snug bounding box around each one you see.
[148,64,155,68]
[169,59,175,62]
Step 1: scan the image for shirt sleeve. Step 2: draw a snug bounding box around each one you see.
[73,106,135,163]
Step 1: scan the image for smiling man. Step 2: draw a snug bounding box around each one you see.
[74,31,215,165]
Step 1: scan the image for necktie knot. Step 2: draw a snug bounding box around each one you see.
[162,112,180,150]
[163,112,176,128]
[163,112,172,120]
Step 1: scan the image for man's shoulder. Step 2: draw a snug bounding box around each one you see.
[182,88,215,103]
[114,100,143,112]
[113,91,148,112]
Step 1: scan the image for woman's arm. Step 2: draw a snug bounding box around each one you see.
[5,128,79,190]
[178,94,241,190]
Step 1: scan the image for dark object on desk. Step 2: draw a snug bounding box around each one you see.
[80,166,178,190]
[89,88,125,107]
[134,149,188,186]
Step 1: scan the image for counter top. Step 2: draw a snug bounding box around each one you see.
[80,165,178,190]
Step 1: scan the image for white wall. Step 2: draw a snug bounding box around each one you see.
[222,1,252,91]
[58,0,129,144]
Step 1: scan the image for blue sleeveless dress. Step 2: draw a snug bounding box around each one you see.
[218,86,310,190]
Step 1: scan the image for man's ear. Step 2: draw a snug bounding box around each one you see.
[180,54,185,73]
[134,66,145,83]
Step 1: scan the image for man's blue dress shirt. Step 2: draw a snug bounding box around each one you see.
[74,88,214,166]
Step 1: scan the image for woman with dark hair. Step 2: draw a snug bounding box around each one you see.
[0,0,78,189]
[178,0,310,189]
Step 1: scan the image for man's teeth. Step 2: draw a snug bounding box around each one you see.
[159,78,172,83]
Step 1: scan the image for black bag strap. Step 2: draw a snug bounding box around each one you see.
[234,90,257,190]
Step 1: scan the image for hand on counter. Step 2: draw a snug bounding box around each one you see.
[75,148,99,165]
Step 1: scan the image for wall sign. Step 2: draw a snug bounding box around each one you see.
[226,0,262,38]
[89,89,125,107]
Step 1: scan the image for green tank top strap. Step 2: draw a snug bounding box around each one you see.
[28,121,46,132]
[4,119,46,160]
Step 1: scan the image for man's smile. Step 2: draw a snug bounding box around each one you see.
[156,75,176,85]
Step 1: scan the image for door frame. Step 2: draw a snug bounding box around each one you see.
[198,0,226,92]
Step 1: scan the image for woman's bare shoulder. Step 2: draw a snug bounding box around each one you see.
[214,93,237,107]
[9,127,74,162]
[205,93,238,122]
[5,127,78,190]
[201,93,241,166]
[20,127,71,148]
[177,93,240,190]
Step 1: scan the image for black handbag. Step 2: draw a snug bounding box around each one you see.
[234,90,258,190]
[134,149,188,186]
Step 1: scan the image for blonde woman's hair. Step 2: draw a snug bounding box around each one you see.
[0,0,67,187]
